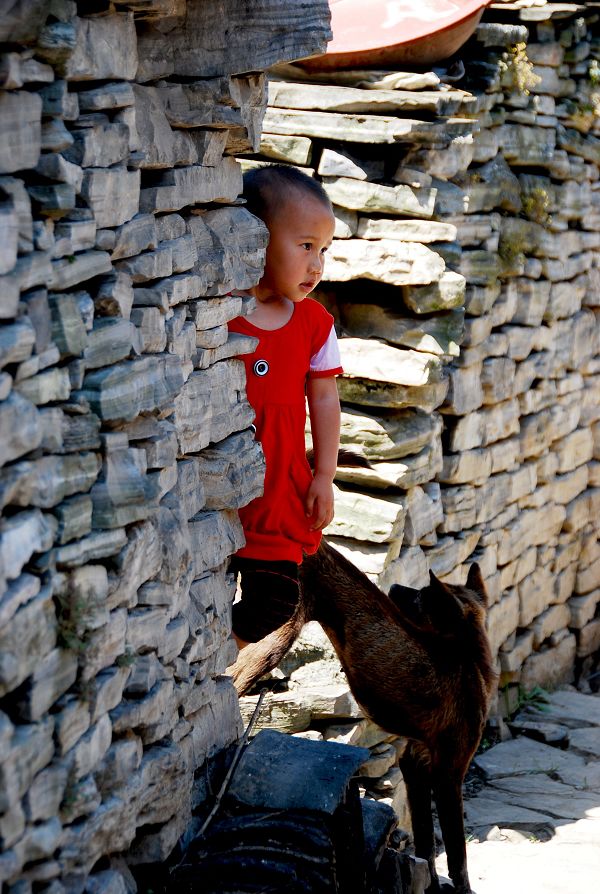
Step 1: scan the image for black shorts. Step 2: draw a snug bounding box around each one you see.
[229,557,300,643]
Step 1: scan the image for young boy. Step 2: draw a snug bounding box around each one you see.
[228,165,342,648]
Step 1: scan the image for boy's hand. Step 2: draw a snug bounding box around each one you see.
[305,473,335,531]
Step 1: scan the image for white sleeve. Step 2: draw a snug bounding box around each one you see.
[309,325,343,376]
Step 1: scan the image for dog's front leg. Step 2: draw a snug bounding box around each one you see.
[432,768,471,894]
[399,744,441,892]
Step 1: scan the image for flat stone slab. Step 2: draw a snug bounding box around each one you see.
[556,761,600,790]
[478,785,600,821]
[526,689,600,727]
[567,727,600,759]
[228,728,368,815]
[474,737,586,780]
[465,795,559,831]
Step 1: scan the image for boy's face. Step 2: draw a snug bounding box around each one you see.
[256,192,335,304]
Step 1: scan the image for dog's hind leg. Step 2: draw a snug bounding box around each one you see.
[432,764,471,894]
[399,743,441,893]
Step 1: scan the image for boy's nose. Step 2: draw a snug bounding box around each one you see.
[309,253,323,275]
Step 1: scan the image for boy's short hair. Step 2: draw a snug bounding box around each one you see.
[243,164,332,222]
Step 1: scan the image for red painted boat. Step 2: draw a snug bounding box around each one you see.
[299,0,492,70]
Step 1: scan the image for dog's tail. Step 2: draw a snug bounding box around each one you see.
[227,604,306,696]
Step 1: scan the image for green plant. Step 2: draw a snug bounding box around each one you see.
[515,684,550,715]
[116,648,136,668]
[521,186,551,226]
[498,232,526,266]
[499,43,541,95]
[55,592,89,653]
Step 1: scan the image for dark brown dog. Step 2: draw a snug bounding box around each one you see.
[229,541,496,894]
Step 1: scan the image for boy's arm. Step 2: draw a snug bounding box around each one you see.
[305,376,341,531]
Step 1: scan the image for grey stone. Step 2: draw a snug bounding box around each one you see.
[135,0,330,80]
[54,220,97,256]
[172,359,254,453]
[94,273,134,320]
[110,679,174,734]
[260,133,312,164]
[0,452,100,511]
[106,519,162,611]
[49,251,112,292]
[77,82,135,112]
[64,13,138,81]
[0,572,40,627]
[402,270,465,315]
[14,366,71,405]
[94,738,143,798]
[55,528,128,569]
[79,354,183,422]
[116,244,174,283]
[40,119,73,155]
[54,696,91,757]
[0,318,36,370]
[0,585,56,699]
[84,318,139,370]
[25,762,69,824]
[323,176,435,218]
[188,509,245,576]
[0,509,57,582]
[195,430,265,510]
[91,447,158,530]
[262,106,475,145]
[131,84,227,169]
[80,608,127,684]
[12,816,62,866]
[474,736,585,782]
[139,158,241,214]
[0,196,18,275]
[522,689,600,729]
[81,168,140,229]
[13,647,78,722]
[0,91,42,174]
[64,120,130,168]
[111,214,157,261]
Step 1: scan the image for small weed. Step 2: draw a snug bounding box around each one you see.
[519,684,550,713]
[55,593,89,654]
[77,677,96,704]
[522,186,551,226]
[499,43,541,95]
[498,233,526,266]
[116,648,136,668]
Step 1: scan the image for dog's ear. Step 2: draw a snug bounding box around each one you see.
[466,563,488,608]
[426,571,466,630]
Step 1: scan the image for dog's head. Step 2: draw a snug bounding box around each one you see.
[388,562,488,638]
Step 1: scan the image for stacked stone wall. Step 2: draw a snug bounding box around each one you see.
[0,1,329,889]
[238,0,600,817]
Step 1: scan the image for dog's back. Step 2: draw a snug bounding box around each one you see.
[300,543,496,894]
[302,544,495,760]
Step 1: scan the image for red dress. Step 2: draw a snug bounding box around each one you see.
[228,298,342,563]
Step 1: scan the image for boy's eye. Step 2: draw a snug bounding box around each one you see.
[321,246,328,254]
[302,242,312,250]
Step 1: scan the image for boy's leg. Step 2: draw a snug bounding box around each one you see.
[229,557,300,644]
